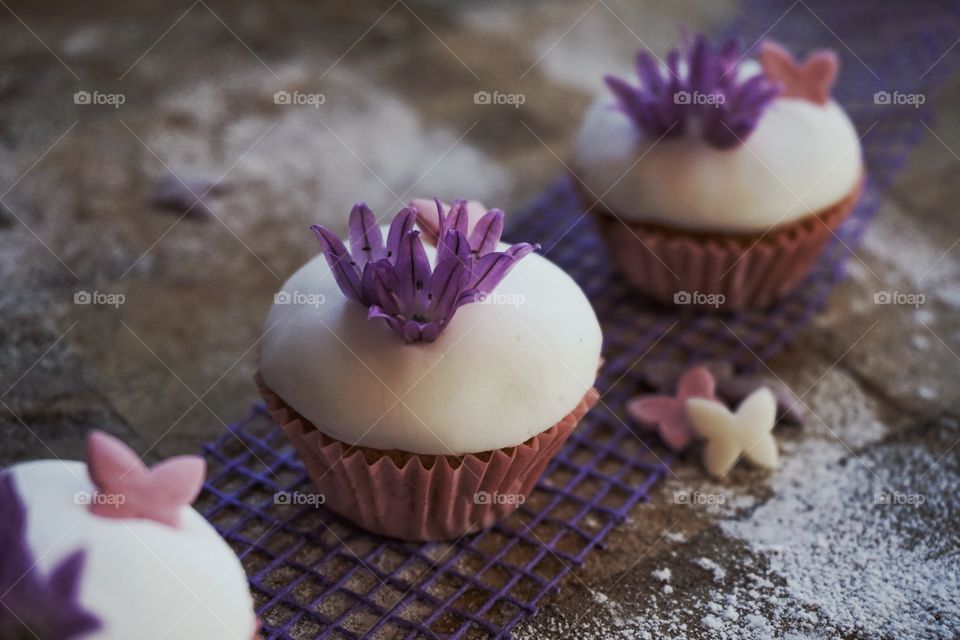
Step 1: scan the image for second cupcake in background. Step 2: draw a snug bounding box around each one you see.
[571,34,864,309]
[258,199,602,540]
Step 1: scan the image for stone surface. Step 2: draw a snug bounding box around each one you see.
[0,1,957,638]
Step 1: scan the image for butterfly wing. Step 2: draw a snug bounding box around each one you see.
[148,456,207,507]
[87,430,146,493]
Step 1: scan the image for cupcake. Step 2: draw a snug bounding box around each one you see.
[0,431,258,640]
[571,34,864,309]
[258,199,602,540]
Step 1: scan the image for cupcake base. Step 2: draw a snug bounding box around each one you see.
[256,374,598,541]
[584,177,864,310]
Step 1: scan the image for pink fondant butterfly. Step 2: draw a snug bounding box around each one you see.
[87,430,206,528]
[626,366,718,452]
[760,40,839,106]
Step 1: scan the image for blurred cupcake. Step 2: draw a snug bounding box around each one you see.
[1,431,258,640]
[571,34,864,309]
[258,199,602,540]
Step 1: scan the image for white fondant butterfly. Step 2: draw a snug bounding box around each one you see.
[685,387,779,479]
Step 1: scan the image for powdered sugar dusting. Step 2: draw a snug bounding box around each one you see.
[722,427,960,638]
[516,414,958,640]
[651,568,671,583]
[693,557,727,583]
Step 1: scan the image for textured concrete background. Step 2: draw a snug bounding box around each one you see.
[1,1,957,638]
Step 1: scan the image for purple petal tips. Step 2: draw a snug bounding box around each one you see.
[311,202,536,343]
[0,474,102,639]
[468,209,505,257]
[605,32,780,149]
[347,201,385,267]
[311,223,363,303]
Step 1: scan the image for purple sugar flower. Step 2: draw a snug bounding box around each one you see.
[311,200,538,343]
[604,33,780,149]
[0,473,102,640]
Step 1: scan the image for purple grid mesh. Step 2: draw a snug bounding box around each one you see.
[199,2,960,638]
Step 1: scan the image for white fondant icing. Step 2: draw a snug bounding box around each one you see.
[259,241,602,455]
[571,93,863,233]
[9,461,256,640]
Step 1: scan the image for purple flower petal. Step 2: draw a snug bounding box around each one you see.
[0,474,102,639]
[635,50,664,93]
[48,551,84,600]
[348,201,385,267]
[666,48,682,78]
[385,206,417,261]
[394,229,431,310]
[438,229,470,266]
[311,224,364,303]
[505,241,539,260]
[402,320,432,343]
[469,253,517,294]
[446,199,470,236]
[469,241,539,293]
[428,256,471,327]
[604,33,780,149]
[365,260,400,314]
[604,74,645,130]
[368,304,404,335]
[418,322,440,342]
[468,209,505,256]
[432,197,446,239]
[688,35,710,96]
[311,202,536,343]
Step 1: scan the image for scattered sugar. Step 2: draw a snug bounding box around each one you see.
[701,614,723,630]
[518,422,958,640]
[693,557,726,583]
[918,385,937,400]
[722,435,960,638]
[651,568,671,583]
[914,308,934,325]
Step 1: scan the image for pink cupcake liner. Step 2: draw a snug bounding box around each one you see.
[256,374,599,541]
[583,177,864,310]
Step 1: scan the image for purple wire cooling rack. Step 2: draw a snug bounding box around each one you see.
[199,1,960,638]
[200,406,666,639]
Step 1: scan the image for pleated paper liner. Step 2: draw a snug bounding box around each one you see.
[582,177,864,310]
[256,373,599,541]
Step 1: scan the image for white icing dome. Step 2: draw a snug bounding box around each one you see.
[7,460,257,640]
[259,241,602,455]
[571,94,863,233]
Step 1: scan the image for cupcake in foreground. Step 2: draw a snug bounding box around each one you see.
[571,34,864,309]
[0,432,258,640]
[258,199,602,540]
